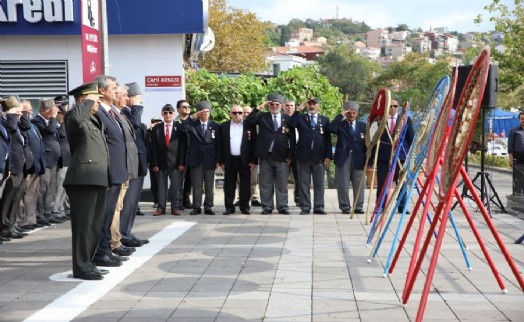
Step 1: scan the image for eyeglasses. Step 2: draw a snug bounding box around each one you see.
[231,112,243,115]
[163,111,174,115]
[181,105,190,108]
[390,105,399,108]
[269,103,280,106]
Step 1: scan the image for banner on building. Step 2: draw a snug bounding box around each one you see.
[81,0,102,83]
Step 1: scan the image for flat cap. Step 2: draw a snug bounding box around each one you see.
[126,82,142,96]
[39,98,56,110]
[162,104,175,112]
[195,100,212,112]
[267,93,285,105]
[342,101,359,111]
[151,116,162,123]
[68,82,102,98]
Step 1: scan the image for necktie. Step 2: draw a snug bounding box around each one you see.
[202,123,206,135]
[389,116,395,134]
[165,123,170,146]
[348,122,354,138]
[109,109,116,120]
[273,115,278,131]
[310,114,316,129]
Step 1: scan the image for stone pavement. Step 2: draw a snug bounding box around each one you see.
[0,168,523,322]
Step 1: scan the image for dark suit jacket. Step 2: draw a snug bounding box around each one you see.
[328,114,367,169]
[288,111,332,162]
[57,123,71,168]
[4,114,24,175]
[96,104,128,185]
[19,113,45,175]
[376,115,415,164]
[244,109,295,162]
[150,121,187,172]
[32,114,61,169]
[123,105,148,177]
[113,106,139,180]
[218,121,257,168]
[183,118,220,170]
[0,120,10,176]
[63,100,110,187]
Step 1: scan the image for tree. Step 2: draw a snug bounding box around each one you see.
[369,53,451,111]
[318,46,381,101]
[476,0,524,95]
[199,0,268,73]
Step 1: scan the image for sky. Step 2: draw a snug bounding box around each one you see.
[227,0,506,33]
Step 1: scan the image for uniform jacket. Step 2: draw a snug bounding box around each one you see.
[31,114,61,169]
[244,108,296,162]
[183,118,220,170]
[0,120,10,176]
[288,111,332,162]
[96,104,128,185]
[328,114,367,169]
[218,121,257,168]
[63,100,110,187]
[150,121,187,172]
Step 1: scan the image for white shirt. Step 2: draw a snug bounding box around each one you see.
[230,121,243,156]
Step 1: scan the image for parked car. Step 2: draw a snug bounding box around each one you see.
[488,144,508,156]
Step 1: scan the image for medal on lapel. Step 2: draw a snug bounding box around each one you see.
[360,133,365,139]
[320,122,324,135]
[247,130,251,141]
[211,129,215,139]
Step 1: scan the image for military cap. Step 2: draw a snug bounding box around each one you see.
[162,104,175,112]
[67,82,102,98]
[267,93,285,105]
[195,100,212,112]
[342,101,359,111]
[307,96,319,103]
[126,82,142,96]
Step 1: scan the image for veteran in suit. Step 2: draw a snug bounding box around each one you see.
[184,101,220,216]
[150,103,187,216]
[63,82,109,280]
[289,97,332,215]
[218,105,257,215]
[245,93,296,215]
[328,101,367,214]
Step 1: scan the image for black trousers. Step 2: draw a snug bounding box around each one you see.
[66,185,106,276]
[0,173,26,233]
[224,156,251,211]
[513,163,524,195]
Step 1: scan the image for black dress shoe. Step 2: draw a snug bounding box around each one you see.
[113,246,133,256]
[354,209,364,214]
[183,202,193,209]
[314,210,327,215]
[251,200,262,207]
[342,209,350,214]
[121,245,136,252]
[73,271,103,281]
[136,210,145,216]
[240,209,251,215]
[136,238,149,244]
[94,256,122,267]
[190,209,201,215]
[122,239,142,247]
[94,268,109,275]
[4,231,24,239]
[0,235,10,242]
[204,209,215,215]
[261,209,272,215]
[33,223,45,228]
[37,218,51,226]
[47,217,64,224]
[278,210,290,215]
[223,209,235,215]
[300,210,310,215]
[110,254,128,262]
[234,201,240,206]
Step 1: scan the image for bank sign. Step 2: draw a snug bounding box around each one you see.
[1,0,206,35]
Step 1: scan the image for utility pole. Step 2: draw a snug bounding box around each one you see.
[100,0,109,75]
